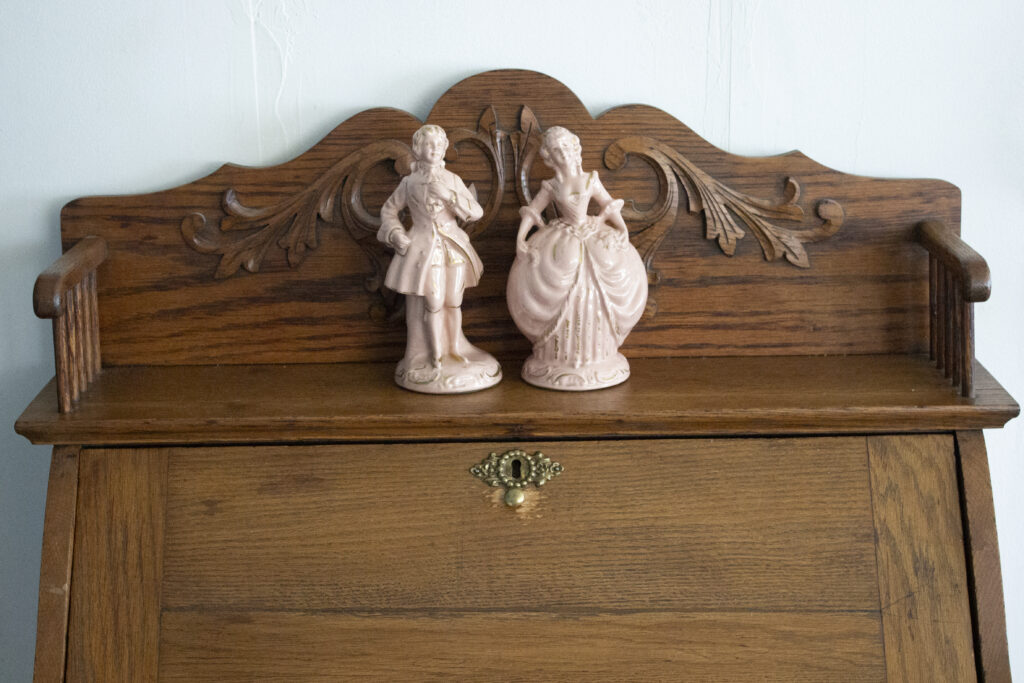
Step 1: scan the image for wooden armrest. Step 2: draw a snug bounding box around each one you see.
[33,236,108,318]
[915,221,990,302]
[33,236,107,413]
[914,221,988,397]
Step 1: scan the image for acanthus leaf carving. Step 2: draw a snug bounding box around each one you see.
[445,105,506,239]
[183,105,844,323]
[181,108,506,322]
[604,136,845,277]
[181,138,411,281]
[511,105,544,210]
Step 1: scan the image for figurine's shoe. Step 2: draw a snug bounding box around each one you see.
[395,352,501,394]
[520,352,630,391]
[454,341,500,365]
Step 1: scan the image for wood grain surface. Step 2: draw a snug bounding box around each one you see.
[867,434,977,681]
[160,438,878,612]
[32,236,107,318]
[158,611,885,682]
[52,435,991,679]
[916,222,990,302]
[15,355,1018,446]
[33,446,79,683]
[956,430,1011,682]
[65,449,168,683]
[57,69,963,366]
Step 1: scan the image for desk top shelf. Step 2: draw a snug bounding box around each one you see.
[16,355,1018,445]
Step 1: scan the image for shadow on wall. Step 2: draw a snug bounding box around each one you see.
[0,363,54,682]
[0,226,64,682]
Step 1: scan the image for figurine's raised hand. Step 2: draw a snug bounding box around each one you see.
[516,218,534,256]
[425,195,446,217]
[516,235,529,257]
[598,198,628,234]
[517,205,545,257]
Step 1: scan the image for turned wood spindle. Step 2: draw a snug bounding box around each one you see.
[80,281,94,384]
[74,284,88,391]
[929,255,937,361]
[935,262,946,372]
[87,271,101,376]
[52,316,71,414]
[951,282,962,388]
[65,295,80,404]
[944,269,955,379]
[962,299,975,397]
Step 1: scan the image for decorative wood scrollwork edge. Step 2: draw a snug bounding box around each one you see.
[603,136,845,272]
[512,106,845,317]
[180,106,506,323]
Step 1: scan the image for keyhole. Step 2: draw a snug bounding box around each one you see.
[511,458,522,480]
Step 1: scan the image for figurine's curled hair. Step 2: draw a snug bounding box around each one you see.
[412,124,448,152]
[539,126,582,164]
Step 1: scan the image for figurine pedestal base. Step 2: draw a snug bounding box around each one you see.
[520,352,630,391]
[395,355,502,394]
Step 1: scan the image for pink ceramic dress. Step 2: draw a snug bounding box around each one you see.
[507,170,647,390]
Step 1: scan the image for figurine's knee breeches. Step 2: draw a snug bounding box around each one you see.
[425,265,445,313]
[445,263,466,308]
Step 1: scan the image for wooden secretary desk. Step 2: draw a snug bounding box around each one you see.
[16,70,1019,681]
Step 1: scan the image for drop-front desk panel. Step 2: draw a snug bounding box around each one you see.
[80,435,958,681]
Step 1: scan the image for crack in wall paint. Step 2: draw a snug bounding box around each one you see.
[242,0,305,163]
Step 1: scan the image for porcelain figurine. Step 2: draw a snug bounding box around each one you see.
[378,124,501,393]
[508,126,648,390]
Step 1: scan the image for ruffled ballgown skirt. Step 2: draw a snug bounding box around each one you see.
[507,217,647,390]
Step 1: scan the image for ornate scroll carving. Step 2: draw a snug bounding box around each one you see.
[183,100,844,323]
[511,105,543,208]
[604,136,844,274]
[513,105,844,313]
[446,106,506,238]
[181,107,505,322]
[182,140,408,280]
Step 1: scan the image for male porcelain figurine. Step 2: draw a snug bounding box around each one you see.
[378,124,501,393]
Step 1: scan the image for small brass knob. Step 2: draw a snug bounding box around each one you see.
[469,449,563,507]
[504,489,526,507]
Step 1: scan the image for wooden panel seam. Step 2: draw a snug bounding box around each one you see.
[33,445,80,683]
[862,437,890,680]
[155,452,169,683]
[954,430,1011,682]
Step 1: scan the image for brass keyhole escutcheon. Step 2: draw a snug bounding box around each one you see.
[469,449,563,507]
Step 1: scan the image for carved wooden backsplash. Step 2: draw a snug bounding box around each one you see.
[60,70,960,366]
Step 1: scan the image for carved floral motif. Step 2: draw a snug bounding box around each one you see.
[603,135,845,272]
[182,103,845,321]
[181,107,505,321]
[513,106,845,309]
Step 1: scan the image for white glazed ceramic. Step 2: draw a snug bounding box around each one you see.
[377,124,501,394]
[508,126,648,391]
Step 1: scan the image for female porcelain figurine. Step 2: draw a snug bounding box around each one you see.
[377,124,501,393]
[508,126,648,390]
